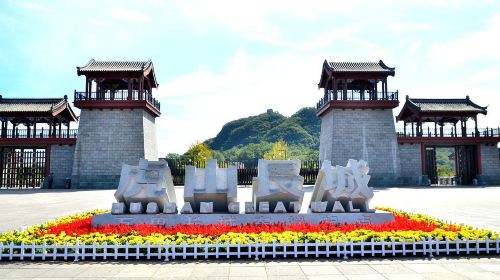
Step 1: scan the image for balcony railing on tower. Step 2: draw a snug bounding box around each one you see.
[74,90,161,112]
[396,127,500,138]
[1,128,78,139]
[316,90,398,110]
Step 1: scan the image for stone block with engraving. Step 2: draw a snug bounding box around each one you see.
[129,202,143,214]
[114,159,176,213]
[310,159,375,213]
[259,201,270,213]
[111,202,126,215]
[163,202,177,214]
[228,202,240,213]
[146,202,159,214]
[245,202,255,214]
[252,159,305,213]
[181,202,193,214]
[200,202,214,214]
[184,159,237,213]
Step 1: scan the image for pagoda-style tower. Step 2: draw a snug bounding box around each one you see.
[72,59,160,189]
[316,60,401,186]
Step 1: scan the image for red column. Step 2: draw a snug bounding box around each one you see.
[342,80,347,100]
[421,144,426,176]
[44,145,51,177]
[475,144,482,175]
[128,79,132,100]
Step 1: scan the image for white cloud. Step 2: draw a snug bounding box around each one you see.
[427,14,500,68]
[113,8,152,23]
[386,23,434,32]
[466,66,500,84]
[19,1,54,13]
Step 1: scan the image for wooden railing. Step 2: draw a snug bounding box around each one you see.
[1,128,78,139]
[74,90,161,111]
[316,90,398,110]
[396,127,500,138]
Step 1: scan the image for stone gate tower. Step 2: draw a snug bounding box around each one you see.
[316,60,401,186]
[72,59,160,188]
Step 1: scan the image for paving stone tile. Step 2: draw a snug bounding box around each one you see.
[344,275,387,280]
[403,263,450,273]
[106,278,152,280]
[382,274,424,280]
[154,267,194,278]
[300,265,341,275]
[441,263,486,273]
[189,277,228,280]
[477,264,500,272]
[191,266,230,277]
[369,264,414,274]
[113,265,159,277]
[73,267,122,277]
[265,265,304,276]
[334,264,378,275]
[306,276,348,280]
[457,272,500,280]
[421,272,469,280]
[228,277,267,280]
[267,276,307,280]
[2,268,53,278]
[153,277,191,280]
[31,278,73,280]
[37,267,90,278]
[229,266,267,277]
[0,268,16,278]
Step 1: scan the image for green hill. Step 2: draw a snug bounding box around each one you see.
[205,108,320,161]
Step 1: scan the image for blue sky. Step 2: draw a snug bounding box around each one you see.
[1,0,499,155]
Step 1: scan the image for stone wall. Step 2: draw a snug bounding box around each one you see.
[319,108,401,186]
[398,143,422,185]
[143,111,158,161]
[72,109,158,189]
[479,144,500,185]
[49,144,75,188]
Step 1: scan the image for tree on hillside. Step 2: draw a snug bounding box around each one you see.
[164,153,188,161]
[185,141,214,163]
[263,140,288,160]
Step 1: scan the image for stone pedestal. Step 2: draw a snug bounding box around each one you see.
[92,211,395,227]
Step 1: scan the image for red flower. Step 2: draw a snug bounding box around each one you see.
[40,213,458,237]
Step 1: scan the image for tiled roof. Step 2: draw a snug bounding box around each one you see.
[0,97,67,113]
[77,59,153,72]
[408,97,487,113]
[324,60,395,74]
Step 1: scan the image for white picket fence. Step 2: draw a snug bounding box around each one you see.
[0,235,499,261]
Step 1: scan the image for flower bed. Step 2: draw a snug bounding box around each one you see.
[0,208,496,246]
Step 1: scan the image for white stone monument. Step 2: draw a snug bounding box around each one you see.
[310,159,375,213]
[113,159,177,214]
[252,159,304,213]
[184,159,237,213]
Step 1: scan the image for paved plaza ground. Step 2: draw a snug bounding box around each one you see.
[0,186,499,279]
